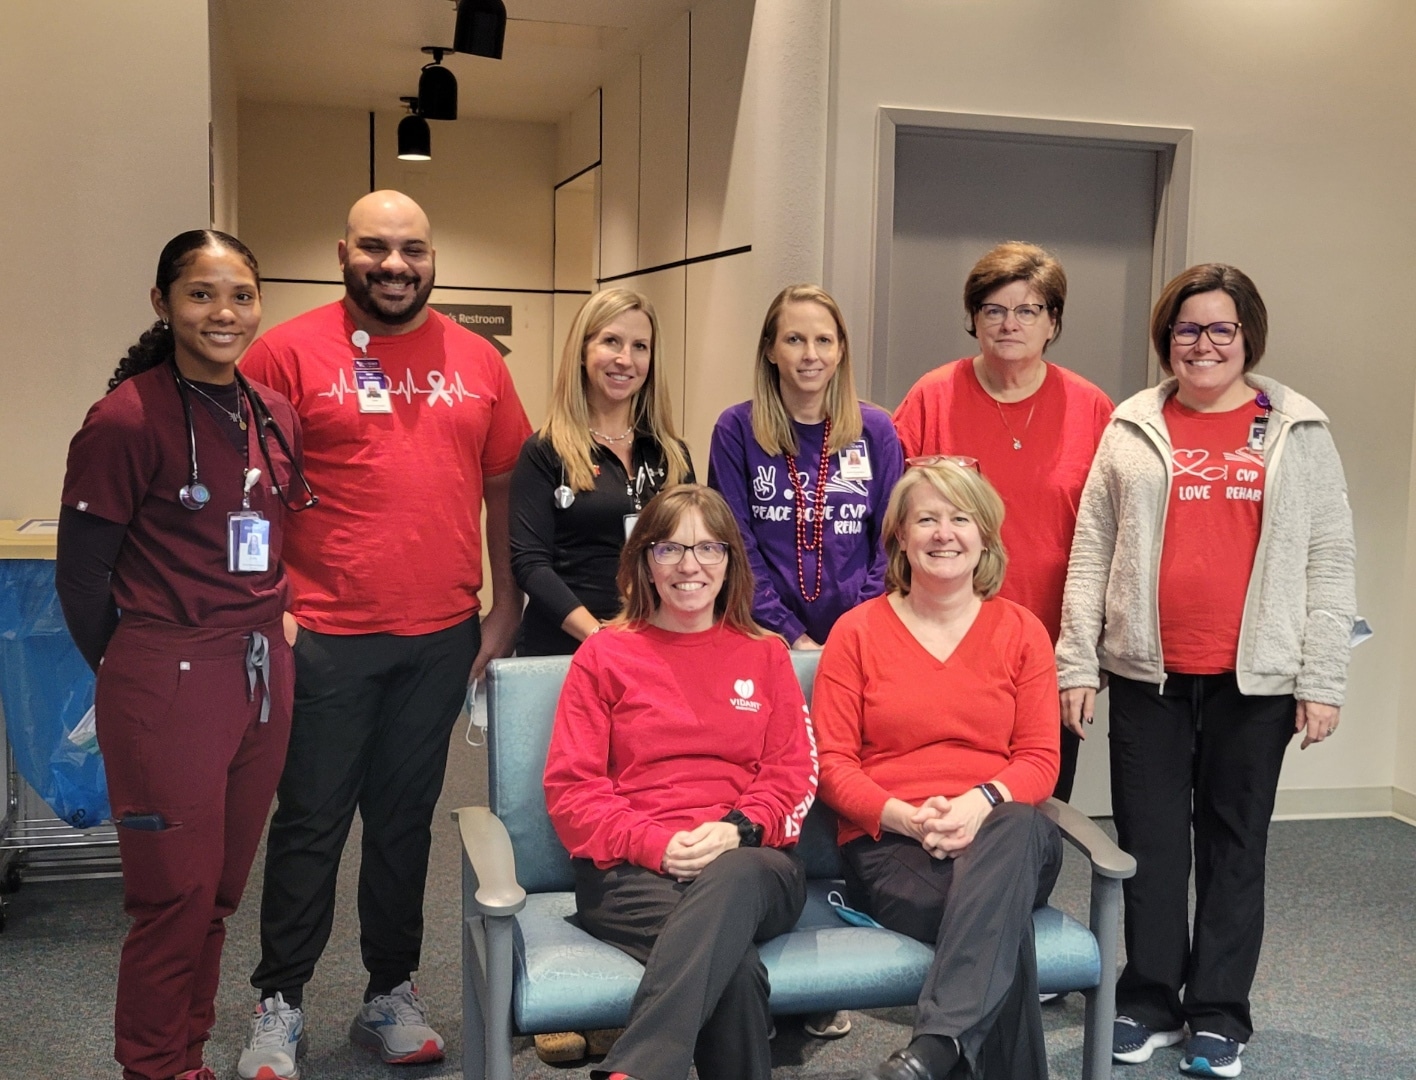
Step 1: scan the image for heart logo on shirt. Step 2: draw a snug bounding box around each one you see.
[734,679,755,699]
[1171,448,1226,481]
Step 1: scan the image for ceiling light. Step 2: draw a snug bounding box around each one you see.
[454,0,507,60]
[397,98,431,161]
[418,47,457,120]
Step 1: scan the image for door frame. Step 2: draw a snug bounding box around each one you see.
[867,108,1193,402]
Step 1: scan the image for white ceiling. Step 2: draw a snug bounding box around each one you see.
[222,0,695,123]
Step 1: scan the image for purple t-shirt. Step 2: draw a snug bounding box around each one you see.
[708,401,903,644]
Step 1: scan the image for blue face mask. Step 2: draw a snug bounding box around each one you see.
[827,890,884,929]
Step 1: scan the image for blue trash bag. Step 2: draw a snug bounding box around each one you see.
[0,560,109,828]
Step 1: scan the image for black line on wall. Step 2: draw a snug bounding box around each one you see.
[368,112,376,191]
[555,160,601,190]
[683,12,692,426]
[596,245,751,285]
[263,277,589,297]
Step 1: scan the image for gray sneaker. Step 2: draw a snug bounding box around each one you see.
[237,993,306,1080]
[349,980,445,1064]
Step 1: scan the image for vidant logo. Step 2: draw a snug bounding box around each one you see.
[730,679,761,713]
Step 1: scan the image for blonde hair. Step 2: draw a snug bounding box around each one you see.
[541,289,691,491]
[750,284,863,457]
[614,485,764,636]
[882,462,1008,599]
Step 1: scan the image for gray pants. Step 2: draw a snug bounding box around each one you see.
[843,802,1063,1080]
[574,846,806,1080]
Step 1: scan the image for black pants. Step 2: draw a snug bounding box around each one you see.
[575,847,806,1080]
[252,617,480,997]
[1053,725,1082,803]
[1108,671,1295,1042]
[843,802,1063,1080]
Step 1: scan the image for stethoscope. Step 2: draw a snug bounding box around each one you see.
[552,437,662,511]
[174,362,319,513]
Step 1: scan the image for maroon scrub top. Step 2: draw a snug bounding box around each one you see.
[62,363,302,628]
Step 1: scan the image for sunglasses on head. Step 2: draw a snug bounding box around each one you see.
[906,455,981,473]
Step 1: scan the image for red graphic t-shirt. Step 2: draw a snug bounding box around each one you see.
[1158,395,1268,674]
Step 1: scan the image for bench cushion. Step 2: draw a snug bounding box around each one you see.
[509,881,1100,1033]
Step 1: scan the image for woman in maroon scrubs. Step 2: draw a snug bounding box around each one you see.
[56,230,312,1080]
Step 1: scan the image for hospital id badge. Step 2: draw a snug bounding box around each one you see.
[355,359,393,413]
[839,440,872,480]
[228,511,270,573]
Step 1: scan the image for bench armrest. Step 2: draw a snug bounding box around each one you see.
[454,806,527,916]
[1040,798,1136,880]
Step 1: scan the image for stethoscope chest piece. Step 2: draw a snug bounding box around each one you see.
[179,481,211,511]
[553,484,576,510]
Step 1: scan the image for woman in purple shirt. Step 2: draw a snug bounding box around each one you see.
[709,284,903,653]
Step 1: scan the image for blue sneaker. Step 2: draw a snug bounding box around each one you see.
[1180,1032,1245,1077]
[1112,1015,1184,1064]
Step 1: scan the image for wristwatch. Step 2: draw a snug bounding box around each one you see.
[976,782,1004,807]
[723,809,764,848]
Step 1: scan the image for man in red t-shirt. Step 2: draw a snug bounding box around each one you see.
[237,191,531,1078]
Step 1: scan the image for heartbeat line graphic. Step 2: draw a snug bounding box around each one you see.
[317,368,482,407]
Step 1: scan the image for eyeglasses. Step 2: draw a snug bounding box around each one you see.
[650,541,729,565]
[976,303,1048,326]
[1171,321,1241,346]
[906,455,980,473]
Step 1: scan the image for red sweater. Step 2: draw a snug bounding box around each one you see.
[543,623,819,871]
[813,595,1060,845]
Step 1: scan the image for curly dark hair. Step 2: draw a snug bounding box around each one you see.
[108,229,261,392]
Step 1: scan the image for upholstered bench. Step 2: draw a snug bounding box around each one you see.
[456,652,1134,1080]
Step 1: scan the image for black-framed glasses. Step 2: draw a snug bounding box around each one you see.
[976,303,1048,326]
[1171,321,1241,346]
[650,541,729,565]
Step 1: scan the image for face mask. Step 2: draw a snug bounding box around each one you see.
[827,890,884,929]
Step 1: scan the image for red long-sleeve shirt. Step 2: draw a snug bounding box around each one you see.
[813,595,1060,845]
[543,623,819,871]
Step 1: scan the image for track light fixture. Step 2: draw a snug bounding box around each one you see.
[397,97,432,161]
[453,0,507,60]
[418,47,458,121]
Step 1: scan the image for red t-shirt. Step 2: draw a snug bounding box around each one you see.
[813,595,1060,845]
[240,303,531,635]
[1159,395,1267,674]
[892,359,1113,640]
[543,624,818,871]
[61,364,299,628]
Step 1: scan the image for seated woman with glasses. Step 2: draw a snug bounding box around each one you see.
[544,484,818,1080]
[892,242,1112,803]
[813,459,1062,1080]
[1057,265,1356,1078]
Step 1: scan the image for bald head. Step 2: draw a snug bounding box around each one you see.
[339,190,436,334]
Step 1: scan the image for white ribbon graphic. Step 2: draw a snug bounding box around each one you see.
[425,370,455,407]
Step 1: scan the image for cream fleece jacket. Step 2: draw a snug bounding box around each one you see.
[1056,374,1356,704]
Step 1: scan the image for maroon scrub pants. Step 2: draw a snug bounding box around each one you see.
[96,616,293,1080]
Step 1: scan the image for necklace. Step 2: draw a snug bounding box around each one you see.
[182,377,246,430]
[994,397,1036,450]
[784,417,832,603]
[589,425,633,443]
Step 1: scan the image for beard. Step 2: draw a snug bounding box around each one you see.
[343,264,435,326]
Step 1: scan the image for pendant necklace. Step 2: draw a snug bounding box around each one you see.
[995,397,1036,450]
[784,417,832,603]
[182,377,247,430]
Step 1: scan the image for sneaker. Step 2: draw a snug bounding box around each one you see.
[1180,1032,1245,1077]
[349,980,445,1064]
[237,994,306,1080]
[1112,1015,1184,1064]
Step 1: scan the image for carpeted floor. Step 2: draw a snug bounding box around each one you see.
[1,730,1413,1080]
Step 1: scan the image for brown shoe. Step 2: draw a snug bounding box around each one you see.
[534,1031,587,1064]
[586,1028,625,1056]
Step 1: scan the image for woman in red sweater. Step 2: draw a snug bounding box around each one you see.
[813,459,1062,1080]
[543,484,818,1080]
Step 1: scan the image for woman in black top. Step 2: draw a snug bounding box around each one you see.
[511,289,694,656]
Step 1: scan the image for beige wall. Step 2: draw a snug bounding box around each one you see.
[0,2,212,518]
[237,102,559,424]
[826,0,1416,813]
[209,0,239,235]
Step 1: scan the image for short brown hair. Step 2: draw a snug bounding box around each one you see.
[615,484,763,635]
[963,241,1066,348]
[882,462,1007,599]
[1150,263,1268,373]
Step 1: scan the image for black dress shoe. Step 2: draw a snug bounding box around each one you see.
[860,1048,937,1080]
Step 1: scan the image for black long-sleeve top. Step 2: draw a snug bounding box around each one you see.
[509,431,694,656]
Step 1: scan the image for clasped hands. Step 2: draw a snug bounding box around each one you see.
[660,821,742,881]
[882,790,993,860]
